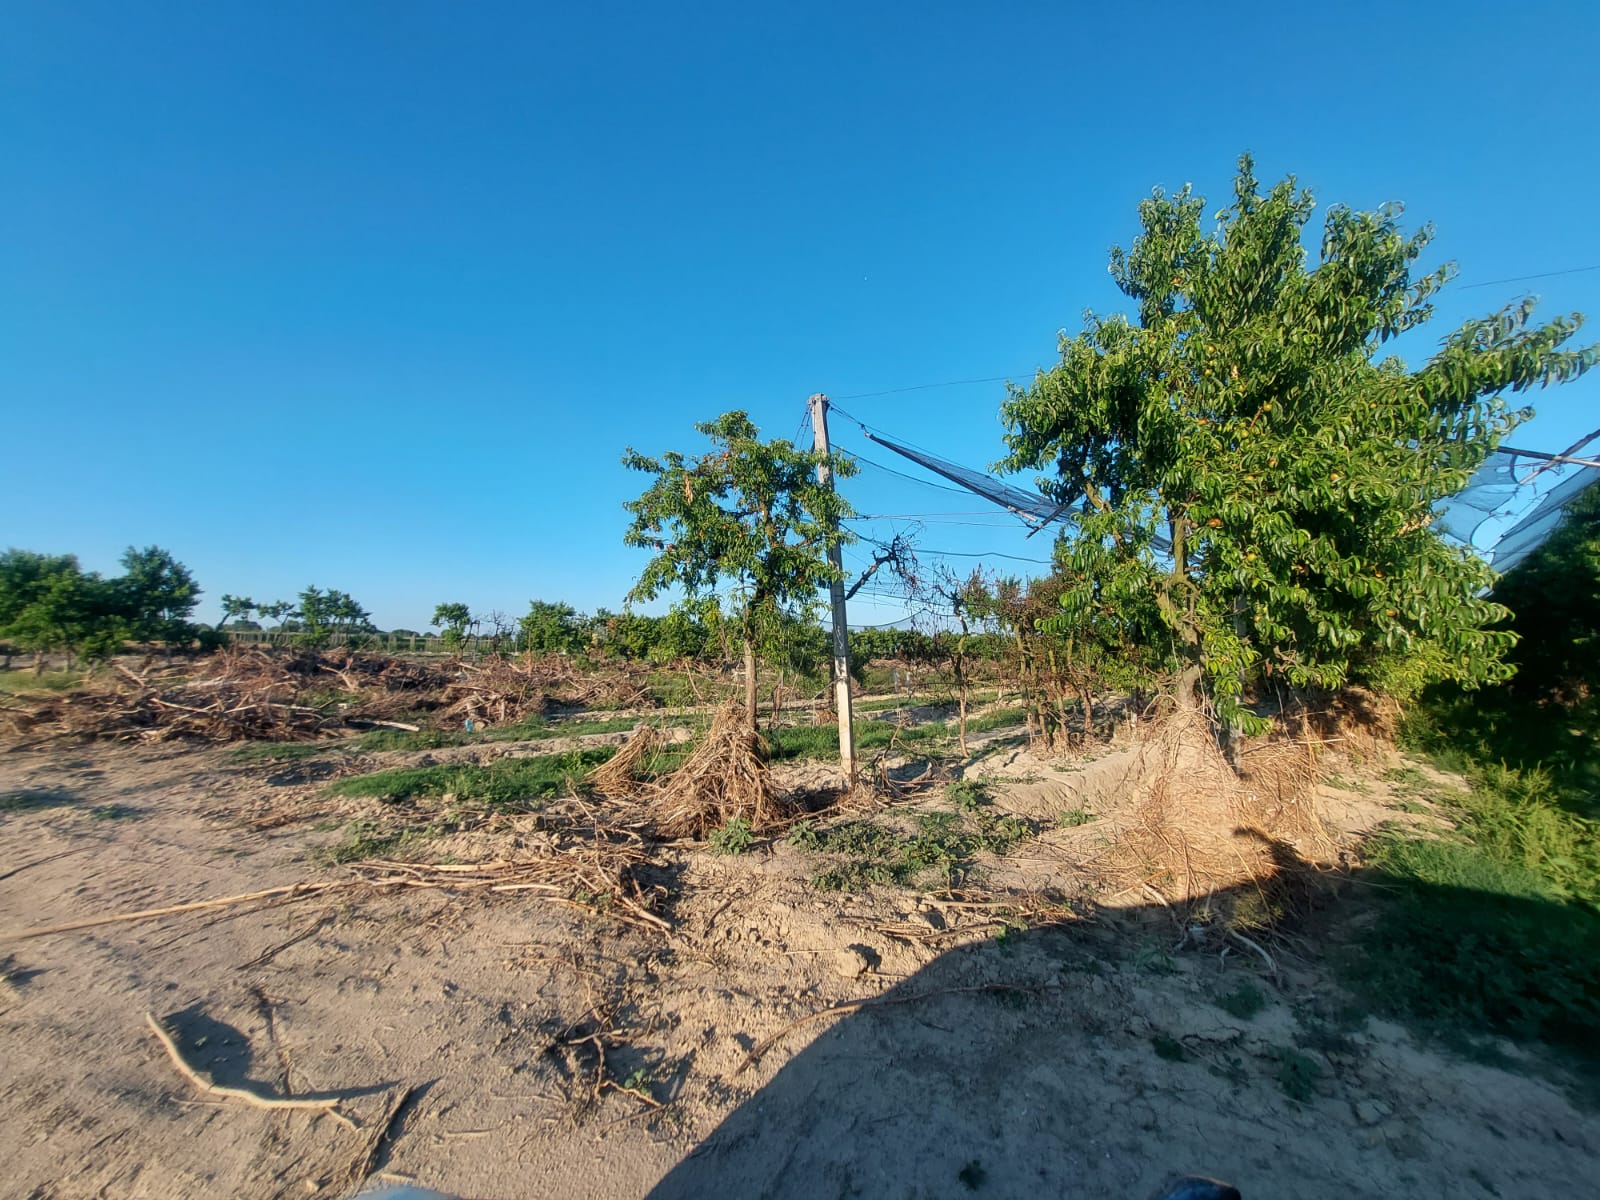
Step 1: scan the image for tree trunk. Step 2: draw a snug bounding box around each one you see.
[1175,663,1203,711]
[742,637,758,730]
[770,669,785,734]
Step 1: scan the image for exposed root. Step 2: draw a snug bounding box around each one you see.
[652,704,788,838]
[1106,708,1333,905]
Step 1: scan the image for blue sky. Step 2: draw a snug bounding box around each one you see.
[3,1,1597,631]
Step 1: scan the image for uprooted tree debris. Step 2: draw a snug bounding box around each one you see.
[0,647,657,746]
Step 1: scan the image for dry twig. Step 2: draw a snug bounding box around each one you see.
[144,1011,352,1125]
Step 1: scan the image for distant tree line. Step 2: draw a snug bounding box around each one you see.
[0,546,207,669]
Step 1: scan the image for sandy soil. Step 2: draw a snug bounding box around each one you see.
[1,733,1594,1200]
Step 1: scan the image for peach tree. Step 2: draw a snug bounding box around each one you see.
[622,411,855,727]
[1001,157,1596,737]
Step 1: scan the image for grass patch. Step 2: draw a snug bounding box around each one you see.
[327,747,615,808]
[1151,1033,1189,1062]
[88,804,141,821]
[1276,1047,1322,1102]
[1340,720,1600,1058]
[355,713,647,753]
[323,816,439,863]
[963,706,1028,734]
[768,719,945,762]
[0,668,88,694]
[791,780,1036,891]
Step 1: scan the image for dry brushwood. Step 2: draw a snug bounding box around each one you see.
[589,724,664,798]
[345,846,670,934]
[1102,707,1331,902]
[2,648,457,745]
[651,703,789,838]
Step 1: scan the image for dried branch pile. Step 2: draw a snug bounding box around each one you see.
[650,704,790,838]
[589,723,664,798]
[4,655,341,744]
[1,647,668,747]
[343,795,671,933]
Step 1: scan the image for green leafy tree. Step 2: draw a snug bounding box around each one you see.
[431,602,475,654]
[117,545,201,647]
[1492,481,1600,705]
[1001,157,1597,736]
[0,550,132,667]
[219,594,258,630]
[0,551,82,659]
[258,600,294,626]
[623,411,856,727]
[297,586,373,650]
[518,600,584,656]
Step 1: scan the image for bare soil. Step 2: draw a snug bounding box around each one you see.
[1,728,1594,1199]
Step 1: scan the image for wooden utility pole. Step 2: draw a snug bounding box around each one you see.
[809,393,856,778]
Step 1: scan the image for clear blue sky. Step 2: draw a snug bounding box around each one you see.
[4,1,1597,631]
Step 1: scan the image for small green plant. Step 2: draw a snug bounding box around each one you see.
[617,1067,655,1100]
[327,747,614,807]
[1132,943,1178,975]
[1151,1033,1189,1062]
[1214,982,1267,1021]
[1276,1047,1322,1102]
[947,778,991,812]
[1058,807,1095,828]
[992,921,1027,952]
[88,804,141,821]
[785,819,822,849]
[709,817,756,856]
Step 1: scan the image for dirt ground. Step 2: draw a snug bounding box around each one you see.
[1,727,1595,1200]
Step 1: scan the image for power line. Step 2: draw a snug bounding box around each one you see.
[1460,264,1600,290]
[914,546,1054,565]
[839,445,973,496]
[848,515,1024,528]
[831,374,1032,401]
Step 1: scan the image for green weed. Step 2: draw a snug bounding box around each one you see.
[1213,982,1266,1021]
[798,793,1037,892]
[709,817,756,856]
[88,804,141,821]
[356,714,645,753]
[0,669,89,694]
[1341,724,1600,1058]
[1276,1047,1322,1102]
[1151,1033,1189,1062]
[327,748,614,808]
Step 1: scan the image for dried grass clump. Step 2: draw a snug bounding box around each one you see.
[589,723,664,799]
[653,704,788,839]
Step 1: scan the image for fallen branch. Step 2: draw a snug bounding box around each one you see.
[735,983,1054,1075]
[145,1012,349,1122]
[1225,927,1279,981]
[0,883,351,943]
[342,1083,419,1191]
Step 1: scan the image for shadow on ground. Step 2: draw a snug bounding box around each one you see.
[647,838,1600,1200]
